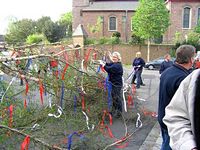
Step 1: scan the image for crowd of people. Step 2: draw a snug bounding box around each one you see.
[100,44,200,150]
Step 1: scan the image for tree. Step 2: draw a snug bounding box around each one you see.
[5,19,36,45]
[132,0,170,61]
[58,12,72,37]
[195,19,200,33]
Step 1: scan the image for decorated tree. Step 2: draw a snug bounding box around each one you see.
[132,0,170,61]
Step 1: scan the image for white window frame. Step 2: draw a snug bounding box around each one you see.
[108,16,117,31]
[182,6,192,29]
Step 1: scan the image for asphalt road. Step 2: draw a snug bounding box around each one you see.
[111,68,160,150]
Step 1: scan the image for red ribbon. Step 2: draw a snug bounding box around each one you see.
[105,125,114,138]
[81,95,85,110]
[39,81,44,105]
[84,48,92,63]
[21,135,30,150]
[8,105,13,127]
[142,107,157,118]
[101,110,112,126]
[131,84,136,94]
[24,99,27,109]
[25,80,29,96]
[127,95,134,107]
[93,53,97,60]
[61,64,69,80]
[100,66,106,72]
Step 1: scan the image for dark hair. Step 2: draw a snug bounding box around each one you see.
[175,45,195,64]
[194,73,200,149]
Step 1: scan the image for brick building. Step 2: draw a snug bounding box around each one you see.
[72,0,200,44]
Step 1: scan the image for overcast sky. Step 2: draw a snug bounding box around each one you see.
[0,0,72,34]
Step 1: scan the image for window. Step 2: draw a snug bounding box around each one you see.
[109,16,117,31]
[183,7,191,28]
[198,8,200,24]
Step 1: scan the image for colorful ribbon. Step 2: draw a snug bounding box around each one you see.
[21,135,30,150]
[8,105,13,127]
[67,132,84,150]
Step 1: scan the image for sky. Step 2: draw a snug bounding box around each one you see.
[0,0,72,34]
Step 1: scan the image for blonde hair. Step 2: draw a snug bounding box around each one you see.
[112,52,121,61]
[136,52,141,57]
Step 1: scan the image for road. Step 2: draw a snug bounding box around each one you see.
[111,68,160,150]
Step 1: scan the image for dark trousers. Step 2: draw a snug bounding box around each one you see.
[131,70,143,88]
[160,127,172,150]
[111,86,122,113]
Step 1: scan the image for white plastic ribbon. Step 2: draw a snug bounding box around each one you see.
[136,113,142,128]
[137,96,146,101]
[0,75,17,102]
[31,123,40,130]
[82,111,95,131]
[81,59,84,72]
[48,106,63,118]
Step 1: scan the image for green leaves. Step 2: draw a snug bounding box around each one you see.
[132,0,170,40]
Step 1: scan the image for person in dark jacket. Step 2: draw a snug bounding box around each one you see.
[158,45,195,150]
[159,54,173,74]
[101,51,123,118]
[131,52,145,88]
[163,68,200,150]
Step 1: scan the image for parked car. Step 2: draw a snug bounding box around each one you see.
[144,57,175,70]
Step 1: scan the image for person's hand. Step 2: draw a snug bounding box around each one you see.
[99,60,105,67]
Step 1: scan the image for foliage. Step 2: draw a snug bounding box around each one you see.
[58,12,72,37]
[132,0,170,40]
[26,34,47,44]
[112,32,121,38]
[88,16,102,34]
[107,37,120,44]
[5,19,36,45]
[98,37,110,44]
[129,34,145,45]
[173,31,182,44]
[84,38,96,45]
[171,31,200,56]
[195,19,200,33]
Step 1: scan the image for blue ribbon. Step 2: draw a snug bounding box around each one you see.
[25,58,32,71]
[67,132,84,150]
[60,81,64,108]
[74,95,77,113]
[106,76,112,111]
[96,65,101,73]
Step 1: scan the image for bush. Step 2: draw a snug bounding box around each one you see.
[26,34,47,44]
[84,38,96,45]
[112,31,121,38]
[129,34,145,45]
[108,37,120,44]
[98,37,109,44]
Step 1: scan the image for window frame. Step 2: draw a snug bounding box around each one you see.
[182,6,191,29]
[108,16,117,31]
[197,7,200,25]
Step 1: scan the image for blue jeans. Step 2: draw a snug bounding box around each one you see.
[160,127,172,150]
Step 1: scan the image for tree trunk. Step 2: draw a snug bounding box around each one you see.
[147,38,150,62]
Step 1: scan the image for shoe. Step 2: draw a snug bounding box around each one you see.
[141,84,145,86]
[136,86,140,89]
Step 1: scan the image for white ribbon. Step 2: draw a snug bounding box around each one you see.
[137,96,146,101]
[0,74,17,102]
[82,111,95,131]
[48,106,63,118]
[31,123,40,130]
[136,113,142,128]
[81,59,84,72]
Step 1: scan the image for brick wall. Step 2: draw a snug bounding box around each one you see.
[85,44,174,64]
[164,1,200,42]
[82,11,135,42]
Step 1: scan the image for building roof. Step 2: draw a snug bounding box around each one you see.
[72,24,88,37]
[83,1,139,11]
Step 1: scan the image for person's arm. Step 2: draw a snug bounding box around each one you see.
[163,76,196,150]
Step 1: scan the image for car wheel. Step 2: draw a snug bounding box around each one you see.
[148,65,154,70]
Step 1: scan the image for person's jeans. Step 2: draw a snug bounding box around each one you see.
[135,70,142,88]
[160,127,172,150]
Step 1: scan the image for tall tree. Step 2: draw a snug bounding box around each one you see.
[132,0,170,61]
[5,19,36,45]
[58,12,72,37]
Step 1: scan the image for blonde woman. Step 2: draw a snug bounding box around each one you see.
[100,52,123,118]
[131,52,145,88]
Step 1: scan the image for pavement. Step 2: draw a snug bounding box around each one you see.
[137,69,162,150]
[139,122,162,150]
